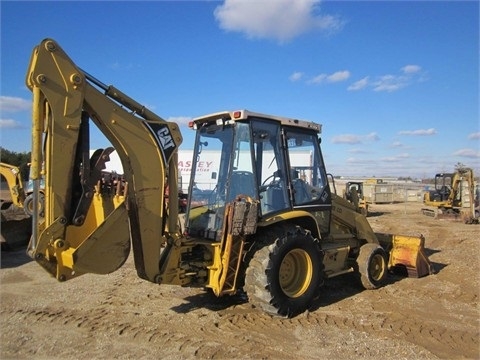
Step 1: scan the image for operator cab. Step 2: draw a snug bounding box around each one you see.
[185,110,332,241]
[431,173,454,202]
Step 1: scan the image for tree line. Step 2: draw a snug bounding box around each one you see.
[0,147,32,181]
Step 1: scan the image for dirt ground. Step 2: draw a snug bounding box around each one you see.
[1,201,479,359]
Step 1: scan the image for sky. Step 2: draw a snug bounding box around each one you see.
[1,0,479,179]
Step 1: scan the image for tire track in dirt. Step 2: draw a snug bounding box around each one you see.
[0,305,278,359]
[214,303,477,359]
[299,310,476,359]
[1,284,476,359]
[2,203,478,359]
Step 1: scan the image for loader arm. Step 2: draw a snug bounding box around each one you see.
[26,38,182,282]
[331,193,432,277]
[330,193,377,243]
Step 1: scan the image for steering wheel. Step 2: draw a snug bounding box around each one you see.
[260,173,283,211]
[261,173,282,190]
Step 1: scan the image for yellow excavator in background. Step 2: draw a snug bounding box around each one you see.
[422,168,479,224]
[0,162,26,211]
[25,39,432,317]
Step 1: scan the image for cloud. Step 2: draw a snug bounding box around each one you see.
[332,134,362,144]
[0,96,31,112]
[373,75,409,92]
[331,132,379,144]
[308,74,327,84]
[308,70,350,84]
[401,65,421,74]
[381,153,410,162]
[391,141,404,148]
[468,132,480,140]
[0,119,23,129]
[347,64,425,92]
[214,0,344,42]
[289,72,304,82]
[327,70,350,82]
[398,128,437,136]
[453,148,480,158]
[380,157,399,162]
[365,132,380,141]
[167,116,192,126]
[345,157,372,165]
[348,148,369,154]
[347,77,369,91]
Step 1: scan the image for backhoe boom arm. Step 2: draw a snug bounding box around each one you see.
[26,38,183,282]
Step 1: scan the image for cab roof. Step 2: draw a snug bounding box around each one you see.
[192,110,322,133]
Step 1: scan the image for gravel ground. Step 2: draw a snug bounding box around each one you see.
[1,202,479,359]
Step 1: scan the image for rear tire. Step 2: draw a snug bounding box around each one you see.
[244,225,323,318]
[356,243,388,290]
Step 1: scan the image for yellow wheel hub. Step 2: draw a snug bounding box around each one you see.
[369,253,386,281]
[279,249,313,298]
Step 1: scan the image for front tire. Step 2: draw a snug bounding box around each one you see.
[356,243,388,290]
[244,225,323,318]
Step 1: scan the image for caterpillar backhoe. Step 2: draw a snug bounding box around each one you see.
[0,162,45,216]
[1,162,33,249]
[25,39,432,317]
[0,162,26,210]
[343,181,368,216]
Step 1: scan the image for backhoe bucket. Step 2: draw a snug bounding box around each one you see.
[377,233,433,278]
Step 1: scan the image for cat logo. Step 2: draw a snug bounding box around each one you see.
[144,121,177,164]
[157,126,175,150]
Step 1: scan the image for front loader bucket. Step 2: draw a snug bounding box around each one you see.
[377,233,433,278]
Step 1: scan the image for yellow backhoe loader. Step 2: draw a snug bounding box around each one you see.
[1,162,33,248]
[0,162,26,210]
[343,181,368,216]
[422,168,479,224]
[25,39,432,317]
[0,162,45,216]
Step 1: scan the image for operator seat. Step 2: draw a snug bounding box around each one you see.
[439,186,451,201]
[293,178,311,204]
[228,171,256,201]
[291,169,311,205]
[263,171,289,212]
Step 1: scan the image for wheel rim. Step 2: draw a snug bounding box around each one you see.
[278,249,313,298]
[369,253,386,281]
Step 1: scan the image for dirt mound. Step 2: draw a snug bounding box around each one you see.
[1,204,31,250]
